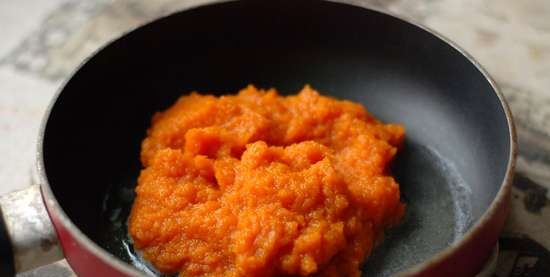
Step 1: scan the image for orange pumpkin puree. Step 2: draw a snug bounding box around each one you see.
[129,85,405,277]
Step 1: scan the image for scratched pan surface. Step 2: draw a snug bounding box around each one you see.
[42,0,511,276]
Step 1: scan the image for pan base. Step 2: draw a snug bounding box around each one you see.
[362,141,473,276]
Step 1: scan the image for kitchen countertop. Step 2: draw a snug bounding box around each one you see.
[1,1,549,276]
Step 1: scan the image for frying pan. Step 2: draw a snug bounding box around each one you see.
[0,0,516,276]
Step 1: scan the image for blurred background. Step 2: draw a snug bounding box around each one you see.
[1,0,549,276]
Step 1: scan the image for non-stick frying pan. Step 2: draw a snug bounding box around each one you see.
[0,1,515,277]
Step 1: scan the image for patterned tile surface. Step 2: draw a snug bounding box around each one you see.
[1,1,549,276]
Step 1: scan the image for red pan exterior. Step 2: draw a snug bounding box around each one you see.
[42,188,133,277]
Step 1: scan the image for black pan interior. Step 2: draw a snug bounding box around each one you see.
[42,0,511,276]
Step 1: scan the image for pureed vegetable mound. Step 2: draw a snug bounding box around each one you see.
[129,85,405,277]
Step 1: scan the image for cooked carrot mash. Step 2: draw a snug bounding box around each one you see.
[129,85,405,277]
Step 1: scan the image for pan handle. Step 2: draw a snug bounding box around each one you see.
[0,184,64,276]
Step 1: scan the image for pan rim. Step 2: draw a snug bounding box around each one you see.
[36,0,517,276]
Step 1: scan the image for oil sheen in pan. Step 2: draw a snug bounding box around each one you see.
[98,142,473,277]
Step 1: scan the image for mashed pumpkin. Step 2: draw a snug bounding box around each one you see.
[129,85,405,277]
